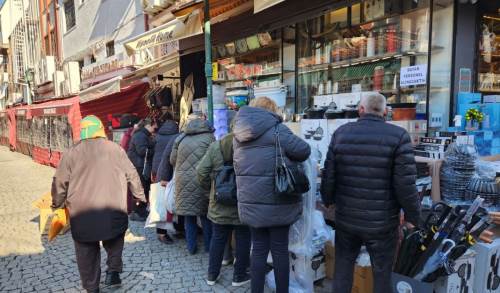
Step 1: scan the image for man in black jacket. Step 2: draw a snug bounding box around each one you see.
[321,93,421,293]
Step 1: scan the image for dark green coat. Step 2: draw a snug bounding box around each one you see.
[196,133,241,225]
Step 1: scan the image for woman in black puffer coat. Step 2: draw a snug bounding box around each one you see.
[233,97,311,293]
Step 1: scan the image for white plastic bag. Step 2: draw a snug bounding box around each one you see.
[145,183,166,227]
[165,173,176,214]
[265,269,309,293]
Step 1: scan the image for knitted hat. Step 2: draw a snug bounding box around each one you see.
[80,115,106,140]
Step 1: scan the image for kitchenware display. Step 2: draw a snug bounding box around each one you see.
[225,42,236,55]
[324,102,344,119]
[217,45,227,57]
[305,106,327,119]
[236,39,249,54]
[246,35,261,50]
[386,25,398,53]
[465,177,500,206]
[257,32,273,46]
[313,121,324,141]
[343,104,359,119]
[373,66,384,91]
[440,144,478,202]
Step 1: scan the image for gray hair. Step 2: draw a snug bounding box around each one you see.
[359,93,386,116]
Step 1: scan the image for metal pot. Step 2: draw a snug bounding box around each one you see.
[305,106,327,119]
[344,108,359,119]
[324,109,345,119]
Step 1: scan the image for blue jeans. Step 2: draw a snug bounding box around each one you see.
[250,226,290,293]
[184,215,212,253]
[208,224,251,278]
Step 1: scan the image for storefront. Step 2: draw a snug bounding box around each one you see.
[0,110,9,147]
[15,107,32,156]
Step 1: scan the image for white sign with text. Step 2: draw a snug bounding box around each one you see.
[400,64,427,87]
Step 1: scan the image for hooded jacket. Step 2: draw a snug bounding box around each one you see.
[320,114,421,239]
[127,127,154,176]
[170,119,215,216]
[152,120,179,181]
[197,133,241,225]
[233,106,311,228]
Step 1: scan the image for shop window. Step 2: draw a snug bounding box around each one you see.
[478,11,500,93]
[106,41,115,57]
[64,0,76,31]
[297,1,432,115]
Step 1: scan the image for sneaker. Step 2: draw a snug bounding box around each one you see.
[232,273,251,287]
[206,273,220,286]
[104,271,121,287]
[158,234,174,244]
[129,212,146,222]
[222,257,234,266]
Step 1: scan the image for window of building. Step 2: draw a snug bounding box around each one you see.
[64,0,76,31]
[106,41,115,57]
[90,55,96,64]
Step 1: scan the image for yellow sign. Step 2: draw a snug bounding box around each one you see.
[212,62,218,81]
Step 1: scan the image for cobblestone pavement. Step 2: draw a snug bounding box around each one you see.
[0,147,333,293]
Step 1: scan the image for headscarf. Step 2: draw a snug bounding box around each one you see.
[80,115,106,140]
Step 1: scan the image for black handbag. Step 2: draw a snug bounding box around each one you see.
[274,126,310,196]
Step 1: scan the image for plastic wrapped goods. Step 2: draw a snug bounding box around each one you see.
[440,143,478,202]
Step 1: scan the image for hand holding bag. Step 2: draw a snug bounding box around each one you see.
[274,126,310,196]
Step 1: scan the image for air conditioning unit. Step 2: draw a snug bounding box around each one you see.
[63,61,81,95]
[53,71,65,98]
[37,56,56,85]
[143,0,171,13]
[0,72,8,84]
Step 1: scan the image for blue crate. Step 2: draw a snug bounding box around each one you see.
[458,93,481,105]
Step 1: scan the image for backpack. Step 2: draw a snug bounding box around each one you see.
[214,142,237,206]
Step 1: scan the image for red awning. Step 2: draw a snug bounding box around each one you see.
[79,82,150,133]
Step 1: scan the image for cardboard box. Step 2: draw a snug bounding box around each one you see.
[352,265,373,293]
[392,273,433,293]
[434,249,476,293]
[324,240,335,280]
[473,238,500,293]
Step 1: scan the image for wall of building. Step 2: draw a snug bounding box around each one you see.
[0,0,24,45]
[60,0,146,63]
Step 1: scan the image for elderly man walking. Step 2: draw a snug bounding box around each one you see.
[320,93,421,293]
[51,115,146,293]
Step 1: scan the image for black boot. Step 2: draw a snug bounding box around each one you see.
[104,271,122,287]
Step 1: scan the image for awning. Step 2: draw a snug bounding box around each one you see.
[125,54,180,81]
[123,10,202,55]
[254,0,284,13]
[79,76,123,104]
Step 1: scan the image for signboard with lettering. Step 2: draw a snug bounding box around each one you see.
[124,11,202,54]
[81,54,131,81]
[254,0,285,13]
[400,64,427,87]
[17,110,26,116]
[43,108,57,115]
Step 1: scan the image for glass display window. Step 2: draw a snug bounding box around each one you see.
[478,12,500,93]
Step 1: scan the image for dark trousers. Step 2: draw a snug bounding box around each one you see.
[184,215,212,253]
[134,172,150,217]
[208,223,251,278]
[334,229,398,293]
[250,226,290,293]
[73,234,125,291]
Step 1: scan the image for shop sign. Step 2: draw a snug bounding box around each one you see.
[212,62,218,81]
[124,11,202,55]
[254,0,285,13]
[17,110,26,116]
[459,68,472,93]
[43,108,57,115]
[81,54,131,81]
[400,65,427,87]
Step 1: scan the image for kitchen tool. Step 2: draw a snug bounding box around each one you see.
[217,45,227,57]
[236,39,249,54]
[389,103,417,121]
[257,32,272,46]
[305,106,327,119]
[225,42,236,55]
[324,109,345,119]
[313,121,324,141]
[373,66,384,91]
[246,35,261,50]
[366,32,375,57]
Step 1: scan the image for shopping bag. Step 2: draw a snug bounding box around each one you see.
[145,183,167,227]
[48,208,69,242]
[165,174,176,214]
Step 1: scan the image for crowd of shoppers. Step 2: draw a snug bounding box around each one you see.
[52,93,423,293]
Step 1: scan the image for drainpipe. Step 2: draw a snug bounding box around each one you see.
[204,0,213,124]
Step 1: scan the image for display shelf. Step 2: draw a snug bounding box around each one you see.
[479,88,500,93]
[214,41,281,62]
[298,50,428,75]
[214,71,282,83]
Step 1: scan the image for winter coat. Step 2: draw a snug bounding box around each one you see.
[51,138,146,242]
[197,133,241,226]
[170,119,215,216]
[127,127,154,177]
[157,133,180,182]
[151,120,179,181]
[233,106,311,228]
[320,114,421,239]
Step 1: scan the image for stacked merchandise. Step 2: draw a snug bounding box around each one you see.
[440,144,478,202]
[465,161,500,207]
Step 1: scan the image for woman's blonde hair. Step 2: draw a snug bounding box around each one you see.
[249,96,278,113]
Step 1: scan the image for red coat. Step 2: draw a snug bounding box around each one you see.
[120,128,134,150]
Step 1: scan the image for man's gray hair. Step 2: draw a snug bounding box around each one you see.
[360,93,387,116]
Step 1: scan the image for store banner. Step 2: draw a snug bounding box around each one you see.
[124,11,202,55]
[400,64,427,87]
[254,0,285,13]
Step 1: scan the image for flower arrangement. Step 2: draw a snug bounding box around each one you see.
[465,108,484,123]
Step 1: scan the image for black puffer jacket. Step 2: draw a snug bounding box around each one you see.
[233,106,311,228]
[321,114,420,238]
[127,127,154,176]
[152,120,179,181]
